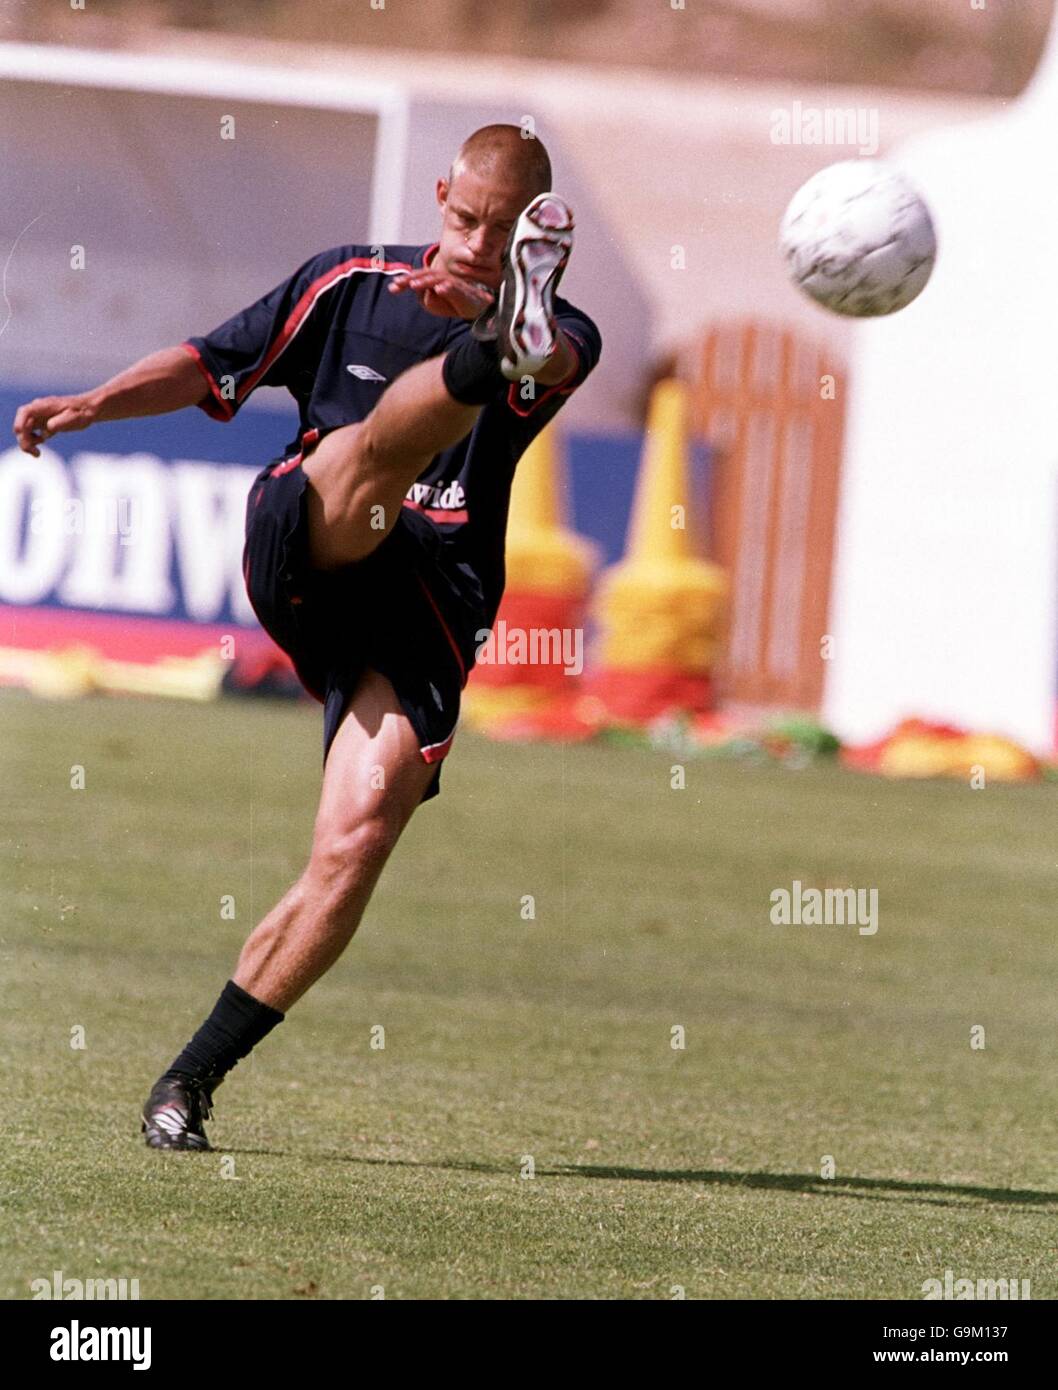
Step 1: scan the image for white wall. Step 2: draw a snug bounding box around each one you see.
[6,32,995,428]
[824,24,1058,752]
[0,44,651,432]
[0,56,388,389]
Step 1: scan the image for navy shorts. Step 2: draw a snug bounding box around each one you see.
[242,456,470,801]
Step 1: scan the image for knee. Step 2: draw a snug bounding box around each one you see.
[355,421,385,475]
[308,814,401,889]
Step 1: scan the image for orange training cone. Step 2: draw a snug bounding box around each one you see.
[465,424,599,736]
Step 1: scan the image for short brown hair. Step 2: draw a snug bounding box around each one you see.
[450,124,552,200]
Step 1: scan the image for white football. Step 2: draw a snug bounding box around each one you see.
[779,160,937,317]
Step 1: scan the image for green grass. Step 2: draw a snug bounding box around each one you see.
[2,688,1056,1300]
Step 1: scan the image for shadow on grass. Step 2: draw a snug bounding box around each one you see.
[221,1149,1058,1209]
[541,1167,1058,1210]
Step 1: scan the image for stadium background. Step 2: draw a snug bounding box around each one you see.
[4,0,1058,1308]
[4,0,1058,755]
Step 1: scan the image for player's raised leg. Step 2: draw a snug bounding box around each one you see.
[141,668,436,1151]
[302,192,576,571]
[301,354,487,570]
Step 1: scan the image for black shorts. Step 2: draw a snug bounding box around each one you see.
[242,456,471,802]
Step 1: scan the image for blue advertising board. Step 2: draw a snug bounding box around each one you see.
[0,380,705,650]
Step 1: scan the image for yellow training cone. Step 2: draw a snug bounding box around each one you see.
[504,425,597,596]
[589,379,727,719]
[467,423,598,729]
[626,378,702,565]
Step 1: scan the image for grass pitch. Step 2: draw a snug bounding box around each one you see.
[2,689,1056,1300]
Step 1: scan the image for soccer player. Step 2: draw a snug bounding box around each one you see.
[13,124,601,1150]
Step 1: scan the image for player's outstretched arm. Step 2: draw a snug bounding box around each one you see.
[13,346,208,457]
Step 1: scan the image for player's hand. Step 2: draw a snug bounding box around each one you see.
[13,393,100,457]
[388,266,494,320]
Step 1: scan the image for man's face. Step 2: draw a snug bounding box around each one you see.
[434,165,529,291]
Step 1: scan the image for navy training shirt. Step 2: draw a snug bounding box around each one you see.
[182,241,602,632]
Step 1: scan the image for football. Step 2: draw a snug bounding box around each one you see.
[779,159,937,317]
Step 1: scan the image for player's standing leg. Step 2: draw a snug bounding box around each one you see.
[232,667,438,1011]
[141,669,436,1150]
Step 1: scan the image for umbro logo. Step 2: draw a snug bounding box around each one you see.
[346,363,387,382]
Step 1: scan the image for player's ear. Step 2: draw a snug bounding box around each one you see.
[436,177,449,210]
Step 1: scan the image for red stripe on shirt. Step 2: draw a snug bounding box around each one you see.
[414,574,467,684]
[238,256,414,403]
[505,332,584,418]
[401,499,469,525]
[268,428,320,477]
[181,342,236,420]
[420,726,457,764]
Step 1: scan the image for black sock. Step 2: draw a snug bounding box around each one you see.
[164,980,284,1085]
[442,331,509,405]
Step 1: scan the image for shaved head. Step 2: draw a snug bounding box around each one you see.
[450,124,552,203]
[433,125,554,291]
